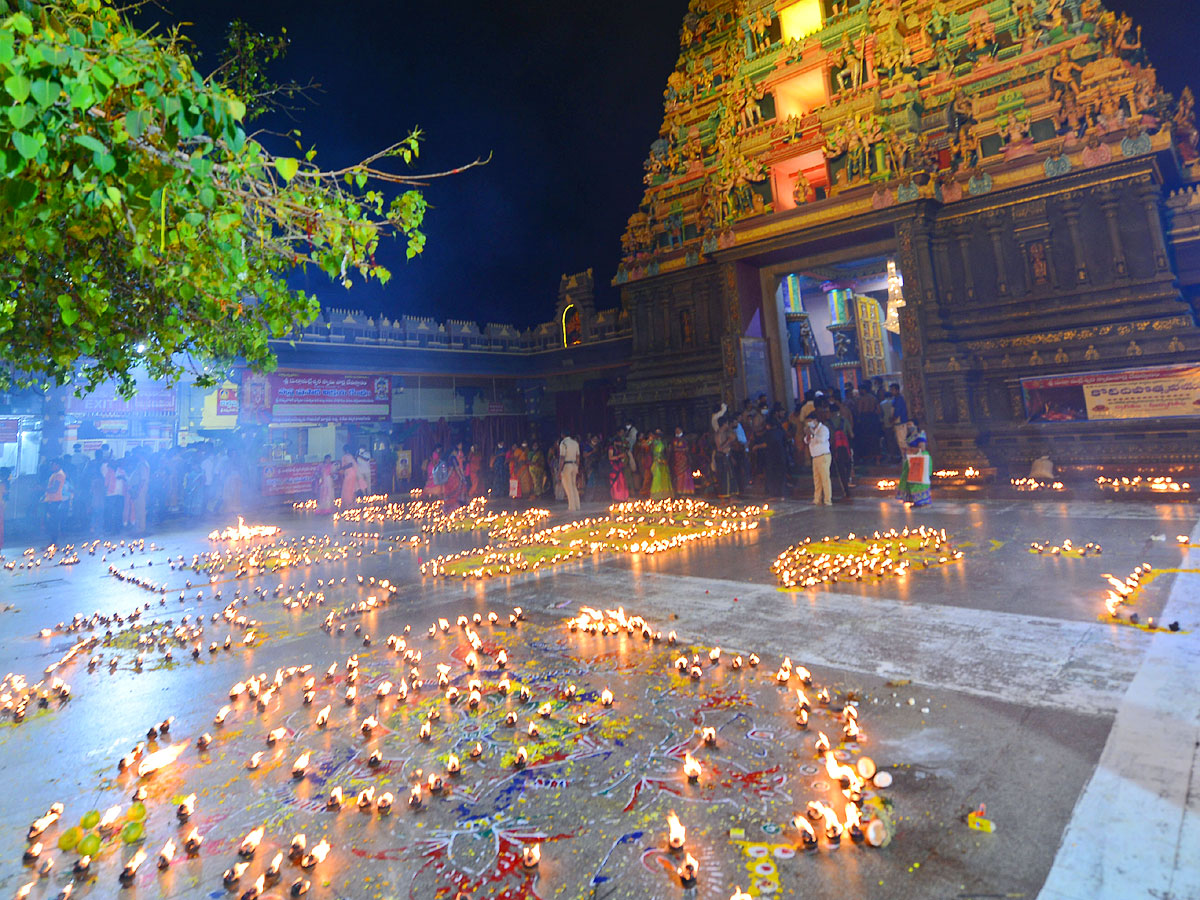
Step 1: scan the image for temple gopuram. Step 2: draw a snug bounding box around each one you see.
[612,0,1200,476]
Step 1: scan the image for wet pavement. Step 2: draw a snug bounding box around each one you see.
[0,495,1197,900]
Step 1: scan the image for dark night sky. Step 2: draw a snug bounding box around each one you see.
[146,2,1197,328]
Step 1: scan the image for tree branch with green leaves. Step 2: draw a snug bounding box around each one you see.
[0,0,486,396]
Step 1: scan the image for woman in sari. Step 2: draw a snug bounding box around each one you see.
[468,445,485,497]
[649,430,672,499]
[669,427,694,496]
[607,437,629,501]
[583,435,603,502]
[514,442,533,499]
[316,455,335,513]
[634,433,653,497]
[896,429,932,507]
[340,445,360,506]
[443,442,467,508]
[423,446,444,500]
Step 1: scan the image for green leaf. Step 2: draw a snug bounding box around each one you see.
[124,108,148,138]
[274,156,299,182]
[4,74,31,103]
[6,104,35,130]
[68,81,94,109]
[29,79,60,108]
[73,134,105,154]
[57,295,79,326]
[6,13,33,36]
[105,185,122,206]
[0,31,13,66]
[198,185,215,208]
[11,131,41,160]
[227,97,246,121]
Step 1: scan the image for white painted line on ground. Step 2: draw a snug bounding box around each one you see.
[543,566,1150,716]
[1037,519,1200,900]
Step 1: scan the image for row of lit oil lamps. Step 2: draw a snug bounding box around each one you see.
[420,499,767,580]
[3,538,152,573]
[19,603,893,898]
[771,527,961,588]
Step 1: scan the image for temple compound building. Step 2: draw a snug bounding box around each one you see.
[613,0,1200,476]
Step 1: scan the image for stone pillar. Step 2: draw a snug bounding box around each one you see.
[985,215,1010,296]
[1097,186,1128,277]
[1059,193,1089,284]
[955,224,975,302]
[1133,176,1170,272]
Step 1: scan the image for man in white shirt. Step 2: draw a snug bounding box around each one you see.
[803,412,833,506]
[558,432,581,512]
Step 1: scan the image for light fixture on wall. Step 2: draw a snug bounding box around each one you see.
[884,259,904,335]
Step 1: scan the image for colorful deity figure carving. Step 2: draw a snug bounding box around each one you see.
[1174,86,1199,161]
[1050,49,1083,103]
[834,34,866,94]
[791,169,814,205]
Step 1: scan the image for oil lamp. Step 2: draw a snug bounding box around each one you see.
[470,742,483,759]
[247,751,263,769]
[240,874,266,900]
[267,727,286,745]
[327,787,343,810]
[119,848,146,885]
[290,878,310,897]
[677,853,698,888]
[315,705,331,728]
[666,812,686,849]
[407,784,423,809]
[177,793,195,820]
[683,752,701,782]
[238,826,264,857]
[300,839,329,869]
[183,828,202,855]
[266,851,284,880]
[377,791,393,813]
[601,688,614,707]
[701,727,717,746]
[793,814,817,851]
[357,787,375,809]
[223,862,249,886]
[514,746,529,768]
[521,843,541,868]
[447,754,461,775]
[419,719,432,741]
[197,733,212,750]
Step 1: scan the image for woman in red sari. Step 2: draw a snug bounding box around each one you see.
[443,442,467,508]
[607,437,629,501]
[423,446,444,500]
[669,427,694,495]
[468,444,485,497]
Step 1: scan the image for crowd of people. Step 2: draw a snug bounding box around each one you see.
[11,379,929,544]
[24,441,251,543]
[408,378,930,511]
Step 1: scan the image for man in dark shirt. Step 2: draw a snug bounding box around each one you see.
[890,383,910,457]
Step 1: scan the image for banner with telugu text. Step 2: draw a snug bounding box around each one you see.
[1021,364,1200,423]
[239,372,392,425]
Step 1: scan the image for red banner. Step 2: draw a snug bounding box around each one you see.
[261,462,321,497]
[240,373,391,424]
